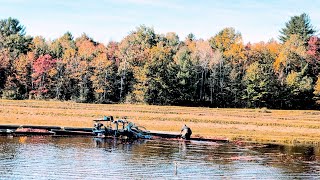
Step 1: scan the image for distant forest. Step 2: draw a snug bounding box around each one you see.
[0,13,320,109]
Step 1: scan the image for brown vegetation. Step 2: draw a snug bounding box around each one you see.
[1,100,320,145]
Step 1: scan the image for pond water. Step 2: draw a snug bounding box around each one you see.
[0,136,320,179]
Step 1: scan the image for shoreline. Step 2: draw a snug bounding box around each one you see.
[1,99,320,146]
[0,124,229,143]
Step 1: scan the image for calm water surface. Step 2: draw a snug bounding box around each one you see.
[0,136,320,179]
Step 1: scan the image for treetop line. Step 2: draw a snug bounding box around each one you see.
[0,13,319,109]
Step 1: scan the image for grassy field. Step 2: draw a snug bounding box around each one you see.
[1,99,320,145]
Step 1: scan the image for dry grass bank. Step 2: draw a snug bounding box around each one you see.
[1,100,320,145]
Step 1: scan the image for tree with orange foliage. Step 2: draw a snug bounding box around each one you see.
[90,44,118,103]
[49,32,77,100]
[243,41,281,108]
[0,18,32,98]
[117,25,157,102]
[209,28,246,106]
[274,34,307,82]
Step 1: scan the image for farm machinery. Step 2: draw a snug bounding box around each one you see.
[92,116,152,140]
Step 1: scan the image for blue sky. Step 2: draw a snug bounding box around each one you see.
[0,0,319,44]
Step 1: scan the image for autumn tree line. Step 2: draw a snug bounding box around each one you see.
[1,13,320,109]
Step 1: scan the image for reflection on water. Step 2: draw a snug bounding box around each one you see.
[0,136,320,179]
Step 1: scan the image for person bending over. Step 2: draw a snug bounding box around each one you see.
[181,124,192,140]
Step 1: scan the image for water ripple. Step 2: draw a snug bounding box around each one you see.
[0,136,320,179]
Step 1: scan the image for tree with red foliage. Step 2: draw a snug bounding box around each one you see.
[307,36,320,77]
[31,54,57,99]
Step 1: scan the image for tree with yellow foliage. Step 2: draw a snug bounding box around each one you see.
[314,76,320,104]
